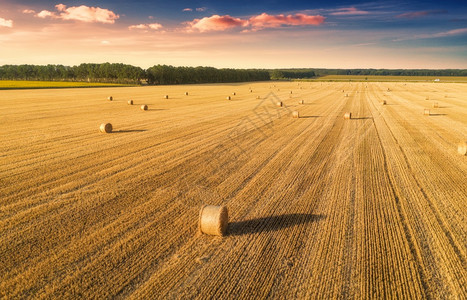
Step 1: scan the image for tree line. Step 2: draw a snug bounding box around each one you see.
[0,63,465,84]
[0,63,269,84]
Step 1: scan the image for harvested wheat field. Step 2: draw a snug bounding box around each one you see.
[1,81,466,299]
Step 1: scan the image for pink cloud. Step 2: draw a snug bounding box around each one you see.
[249,13,325,30]
[330,7,369,16]
[186,13,325,32]
[129,23,163,30]
[22,9,36,14]
[183,8,193,12]
[34,3,119,24]
[0,17,13,28]
[396,10,447,19]
[186,15,248,32]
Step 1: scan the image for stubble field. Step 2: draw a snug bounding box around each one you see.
[0,81,466,299]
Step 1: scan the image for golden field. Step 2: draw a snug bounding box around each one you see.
[0,81,466,299]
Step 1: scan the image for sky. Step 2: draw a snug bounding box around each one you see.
[0,0,466,69]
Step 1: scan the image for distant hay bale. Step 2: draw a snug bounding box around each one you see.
[290,91,293,94]
[128,100,133,105]
[141,105,148,111]
[232,92,236,95]
[342,90,345,92]
[276,101,283,107]
[199,205,228,236]
[164,95,169,99]
[382,100,387,105]
[387,88,391,92]
[256,96,261,99]
[292,111,299,118]
[433,102,439,108]
[226,96,231,100]
[345,94,349,97]
[425,96,429,100]
[249,89,253,93]
[424,109,430,116]
[298,100,304,104]
[185,92,189,96]
[344,112,352,119]
[100,123,112,133]
[458,141,467,155]
[108,96,113,101]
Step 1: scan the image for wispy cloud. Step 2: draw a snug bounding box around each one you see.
[186,13,325,32]
[183,8,193,12]
[34,4,119,24]
[22,9,36,14]
[393,27,467,41]
[0,17,13,28]
[396,10,447,19]
[129,23,163,30]
[330,7,369,16]
[196,7,207,12]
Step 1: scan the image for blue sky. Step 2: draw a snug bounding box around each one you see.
[0,0,466,68]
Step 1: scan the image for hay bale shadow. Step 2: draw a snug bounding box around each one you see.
[299,116,320,119]
[228,213,325,236]
[113,130,147,133]
[352,117,373,120]
[428,113,447,116]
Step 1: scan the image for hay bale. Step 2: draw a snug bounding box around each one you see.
[232,92,236,96]
[424,109,430,116]
[185,92,189,96]
[344,112,352,119]
[382,100,387,105]
[226,96,231,100]
[249,90,253,93]
[290,91,293,94]
[100,123,112,133]
[345,94,349,97]
[128,100,133,105]
[256,96,261,99]
[108,96,113,101]
[276,101,283,107]
[141,105,148,111]
[292,111,299,118]
[458,141,467,155]
[298,100,304,104]
[164,95,169,99]
[433,102,439,108]
[199,205,228,236]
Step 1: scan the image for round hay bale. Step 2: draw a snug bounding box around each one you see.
[108,96,113,101]
[232,92,236,96]
[382,100,387,105]
[345,94,349,97]
[276,101,283,107]
[298,100,304,104]
[226,96,231,100]
[249,90,253,93]
[141,105,148,111]
[433,102,439,108]
[128,100,133,105]
[424,109,430,116]
[256,96,261,99]
[344,112,352,119]
[185,92,189,96]
[292,111,299,118]
[100,123,112,133]
[458,141,467,155]
[164,95,169,99]
[199,205,228,236]
[290,91,293,94]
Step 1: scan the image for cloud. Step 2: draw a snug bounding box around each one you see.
[186,13,325,32]
[393,28,467,41]
[0,17,13,28]
[396,10,447,19]
[34,4,119,24]
[183,8,193,12]
[249,13,325,30]
[196,7,207,12]
[22,9,36,14]
[186,15,248,32]
[330,7,369,16]
[129,23,163,30]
